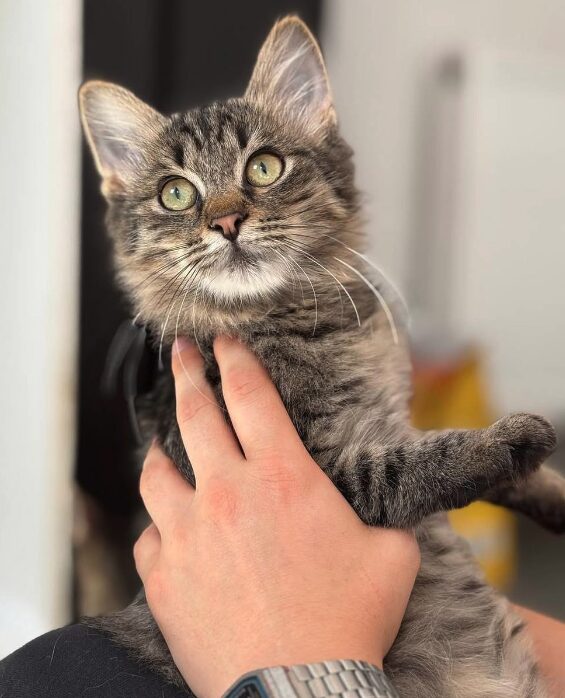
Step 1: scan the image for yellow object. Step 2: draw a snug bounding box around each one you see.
[412,348,517,590]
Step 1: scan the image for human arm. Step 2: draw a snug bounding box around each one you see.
[513,604,565,697]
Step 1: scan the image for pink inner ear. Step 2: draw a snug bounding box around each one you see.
[80,82,164,181]
[245,19,333,134]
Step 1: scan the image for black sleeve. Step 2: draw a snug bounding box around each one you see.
[0,623,187,697]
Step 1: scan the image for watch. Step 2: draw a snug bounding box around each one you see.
[223,660,399,698]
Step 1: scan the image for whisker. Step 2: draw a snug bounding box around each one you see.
[334,256,399,344]
[157,262,195,368]
[134,242,192,261]
[273,248,304,303]
[272,222,409,321]
[156,257,208,367]
[190,281,205,356]
[317,232,408,321]
[131,250,198,295]
[153,255,205,309]
[131,242,211,297]
[285,254,318,336]
[279,239,344,323]
[174,267,227,414]
[280,240,361,328]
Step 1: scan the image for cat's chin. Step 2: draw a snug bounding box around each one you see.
[199,257,288,303]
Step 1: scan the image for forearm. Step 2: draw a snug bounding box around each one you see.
[513,604,565,697]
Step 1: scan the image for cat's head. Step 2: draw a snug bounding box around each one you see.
[80,16,361,334]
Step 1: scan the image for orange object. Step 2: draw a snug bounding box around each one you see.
[412,347,517,590]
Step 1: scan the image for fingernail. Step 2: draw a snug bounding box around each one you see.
[173,337,190,356]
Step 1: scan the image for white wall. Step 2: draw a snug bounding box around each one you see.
[451,52,565,418]
[323,0,565,420]
[324,0,565,286]
[0,0,81,656]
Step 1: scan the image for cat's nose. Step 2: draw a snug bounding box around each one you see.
[209,211,244,242]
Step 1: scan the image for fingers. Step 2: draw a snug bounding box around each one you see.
[139,443,195,531]
[134,522,160,582]
[172,339,243,480]
[213,336,306,461]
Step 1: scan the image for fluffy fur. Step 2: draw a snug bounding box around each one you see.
[79,16,564,697]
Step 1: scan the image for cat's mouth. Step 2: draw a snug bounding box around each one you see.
[224,240,257,267]
[211,229,271,271]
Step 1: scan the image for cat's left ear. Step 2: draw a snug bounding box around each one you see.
[79,81,166,195]
[245,16,336,137]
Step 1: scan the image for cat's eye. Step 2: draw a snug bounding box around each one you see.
[245,152,284,187]
[159,177,197,211]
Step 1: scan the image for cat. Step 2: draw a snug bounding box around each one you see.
[79,16,565,697]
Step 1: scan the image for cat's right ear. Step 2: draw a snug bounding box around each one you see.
[79,81,165,194]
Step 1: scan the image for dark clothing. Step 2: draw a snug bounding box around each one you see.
[0,624,186,697]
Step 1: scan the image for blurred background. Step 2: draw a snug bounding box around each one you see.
[1,0,564,658]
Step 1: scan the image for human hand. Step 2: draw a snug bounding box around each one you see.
[134,336,420,697]
[513,605,565,697]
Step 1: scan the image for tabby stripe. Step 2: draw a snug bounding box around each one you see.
[331,468,356,503]
[179,123,203,151]
[172,142,185,168]
[356,451,374,498]
[384,449,401,491]
[235,122,249,149]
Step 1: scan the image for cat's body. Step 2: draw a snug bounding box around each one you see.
[91,285,558,698]
[80,16,564,697]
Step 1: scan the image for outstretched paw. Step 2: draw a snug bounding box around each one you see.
[489,413,557,480]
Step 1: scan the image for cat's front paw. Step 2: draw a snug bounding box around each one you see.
[489,413,557,480]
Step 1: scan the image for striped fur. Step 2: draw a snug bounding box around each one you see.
[79,16,563,697]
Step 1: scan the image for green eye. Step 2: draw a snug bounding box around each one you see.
[245,152,284,187]
[159,177,197,211]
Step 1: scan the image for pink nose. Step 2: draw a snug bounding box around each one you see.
[209,212,244,241]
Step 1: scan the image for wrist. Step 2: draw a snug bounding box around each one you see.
[209,637,384,695]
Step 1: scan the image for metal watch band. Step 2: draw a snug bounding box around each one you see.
[224,659,399,698]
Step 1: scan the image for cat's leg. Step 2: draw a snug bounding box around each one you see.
[483,464,565,534]
[331,413,556,528]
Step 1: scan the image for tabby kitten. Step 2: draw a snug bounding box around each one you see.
[80,16,565,697]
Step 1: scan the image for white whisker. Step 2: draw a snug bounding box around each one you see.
[278,222,409,325]
[273,249,304,303]
[159,258,201,368]
[286,255,318,336]
[321,233,409,322]
[334,256,399,344]
[173,267,225,414]
[282,241,361,328]
[190,284,205,357]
